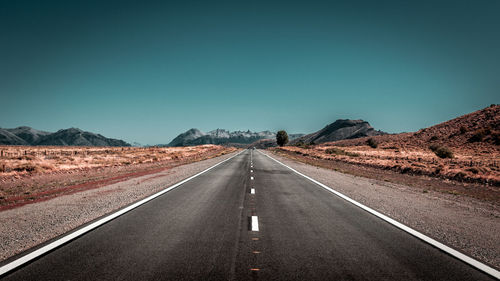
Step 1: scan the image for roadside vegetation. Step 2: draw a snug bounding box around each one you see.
[276,130,289,147]
[274,141,498,187]
[274,105,500,187]
[0,145,230,175]
[0,145,236,208]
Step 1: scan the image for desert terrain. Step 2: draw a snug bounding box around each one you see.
[0,145,236,209]
[274,105,499,203]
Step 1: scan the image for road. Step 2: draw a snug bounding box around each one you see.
[1,149,496,280]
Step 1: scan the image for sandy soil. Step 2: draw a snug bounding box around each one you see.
[268,150,500,270]
[0,150,240,263]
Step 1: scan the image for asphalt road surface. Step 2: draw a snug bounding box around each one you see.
[1,149,496,280]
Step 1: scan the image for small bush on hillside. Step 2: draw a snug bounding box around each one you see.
[366,138,378,148]
[434,146,454,159]
[467,167,479,174]
[294,140,305,147]
[494,134,500,145]
[325,148,359,157]
[429,144,439,152]
[13,163,39,172]
[294,140,311,149]
[469,130,485,142]
[325,148,343,154]
[469,128,492,143]
[430,136,438,141]
[459,126,467,134]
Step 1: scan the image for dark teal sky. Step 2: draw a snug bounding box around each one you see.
[1,0,498,144]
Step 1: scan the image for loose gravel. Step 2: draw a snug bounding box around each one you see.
[268,151,500,270]
[0,151,239,263]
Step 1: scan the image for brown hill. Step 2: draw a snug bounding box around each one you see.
[276,105,500,187]
[334,104,499,152]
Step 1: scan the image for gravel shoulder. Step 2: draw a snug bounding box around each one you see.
[267,150,500,270]
[0,150,239,263]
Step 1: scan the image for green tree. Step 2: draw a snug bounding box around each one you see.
[276,130,289,147]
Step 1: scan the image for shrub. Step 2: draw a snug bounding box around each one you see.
[13,164,39,172]
[434,166,442,174]
[276,130,289,147]
[469,131,484,142]
[434,146,454,159]
[325,148,343,154]
[429,144,439,152]
[469,128,491,143]
[366,138,378,148]
[430,136,438,141]
[459,126,467,134]
[294,140,305,147]
[294,140,311,149]
[325,148,359,157]
[467,167,479,174]
[494,134,500,145]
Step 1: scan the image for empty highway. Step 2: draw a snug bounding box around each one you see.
[0,149,497,280]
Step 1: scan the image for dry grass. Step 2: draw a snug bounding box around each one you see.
[276,143,500,186]
[0,145,236,208]
[0,145,225,176]
[276,105,500,186]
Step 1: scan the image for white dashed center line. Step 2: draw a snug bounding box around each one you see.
[251,216,259,231]
[251,188,255,194]
[251,170,253,173]
[250,176,254,180]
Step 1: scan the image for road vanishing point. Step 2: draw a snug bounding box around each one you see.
[1,149,498,280]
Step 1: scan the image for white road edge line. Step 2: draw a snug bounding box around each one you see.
[251,216,259,231]
[258,150,500,279]
[251,188,255,194]
[0,149,246,277]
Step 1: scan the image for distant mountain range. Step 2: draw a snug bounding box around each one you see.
[248,119,385,148]
[290,119,386,145]
[0,126,130,147]
[1,119,386,148]
[167,128,304,147]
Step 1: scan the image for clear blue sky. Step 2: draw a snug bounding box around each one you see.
[1,0,498,145]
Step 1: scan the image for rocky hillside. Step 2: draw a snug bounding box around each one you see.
[334,104,499,150]
[167,129,206,147]
[0,127,130,147]
[291,119,385,145]
[3,126,50,144]
[0,129,27,145]
[168,129,277,147]
[276,105,500,187]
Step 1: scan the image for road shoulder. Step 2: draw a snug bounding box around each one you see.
[0,151,239,263]
[268,150,500,270]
